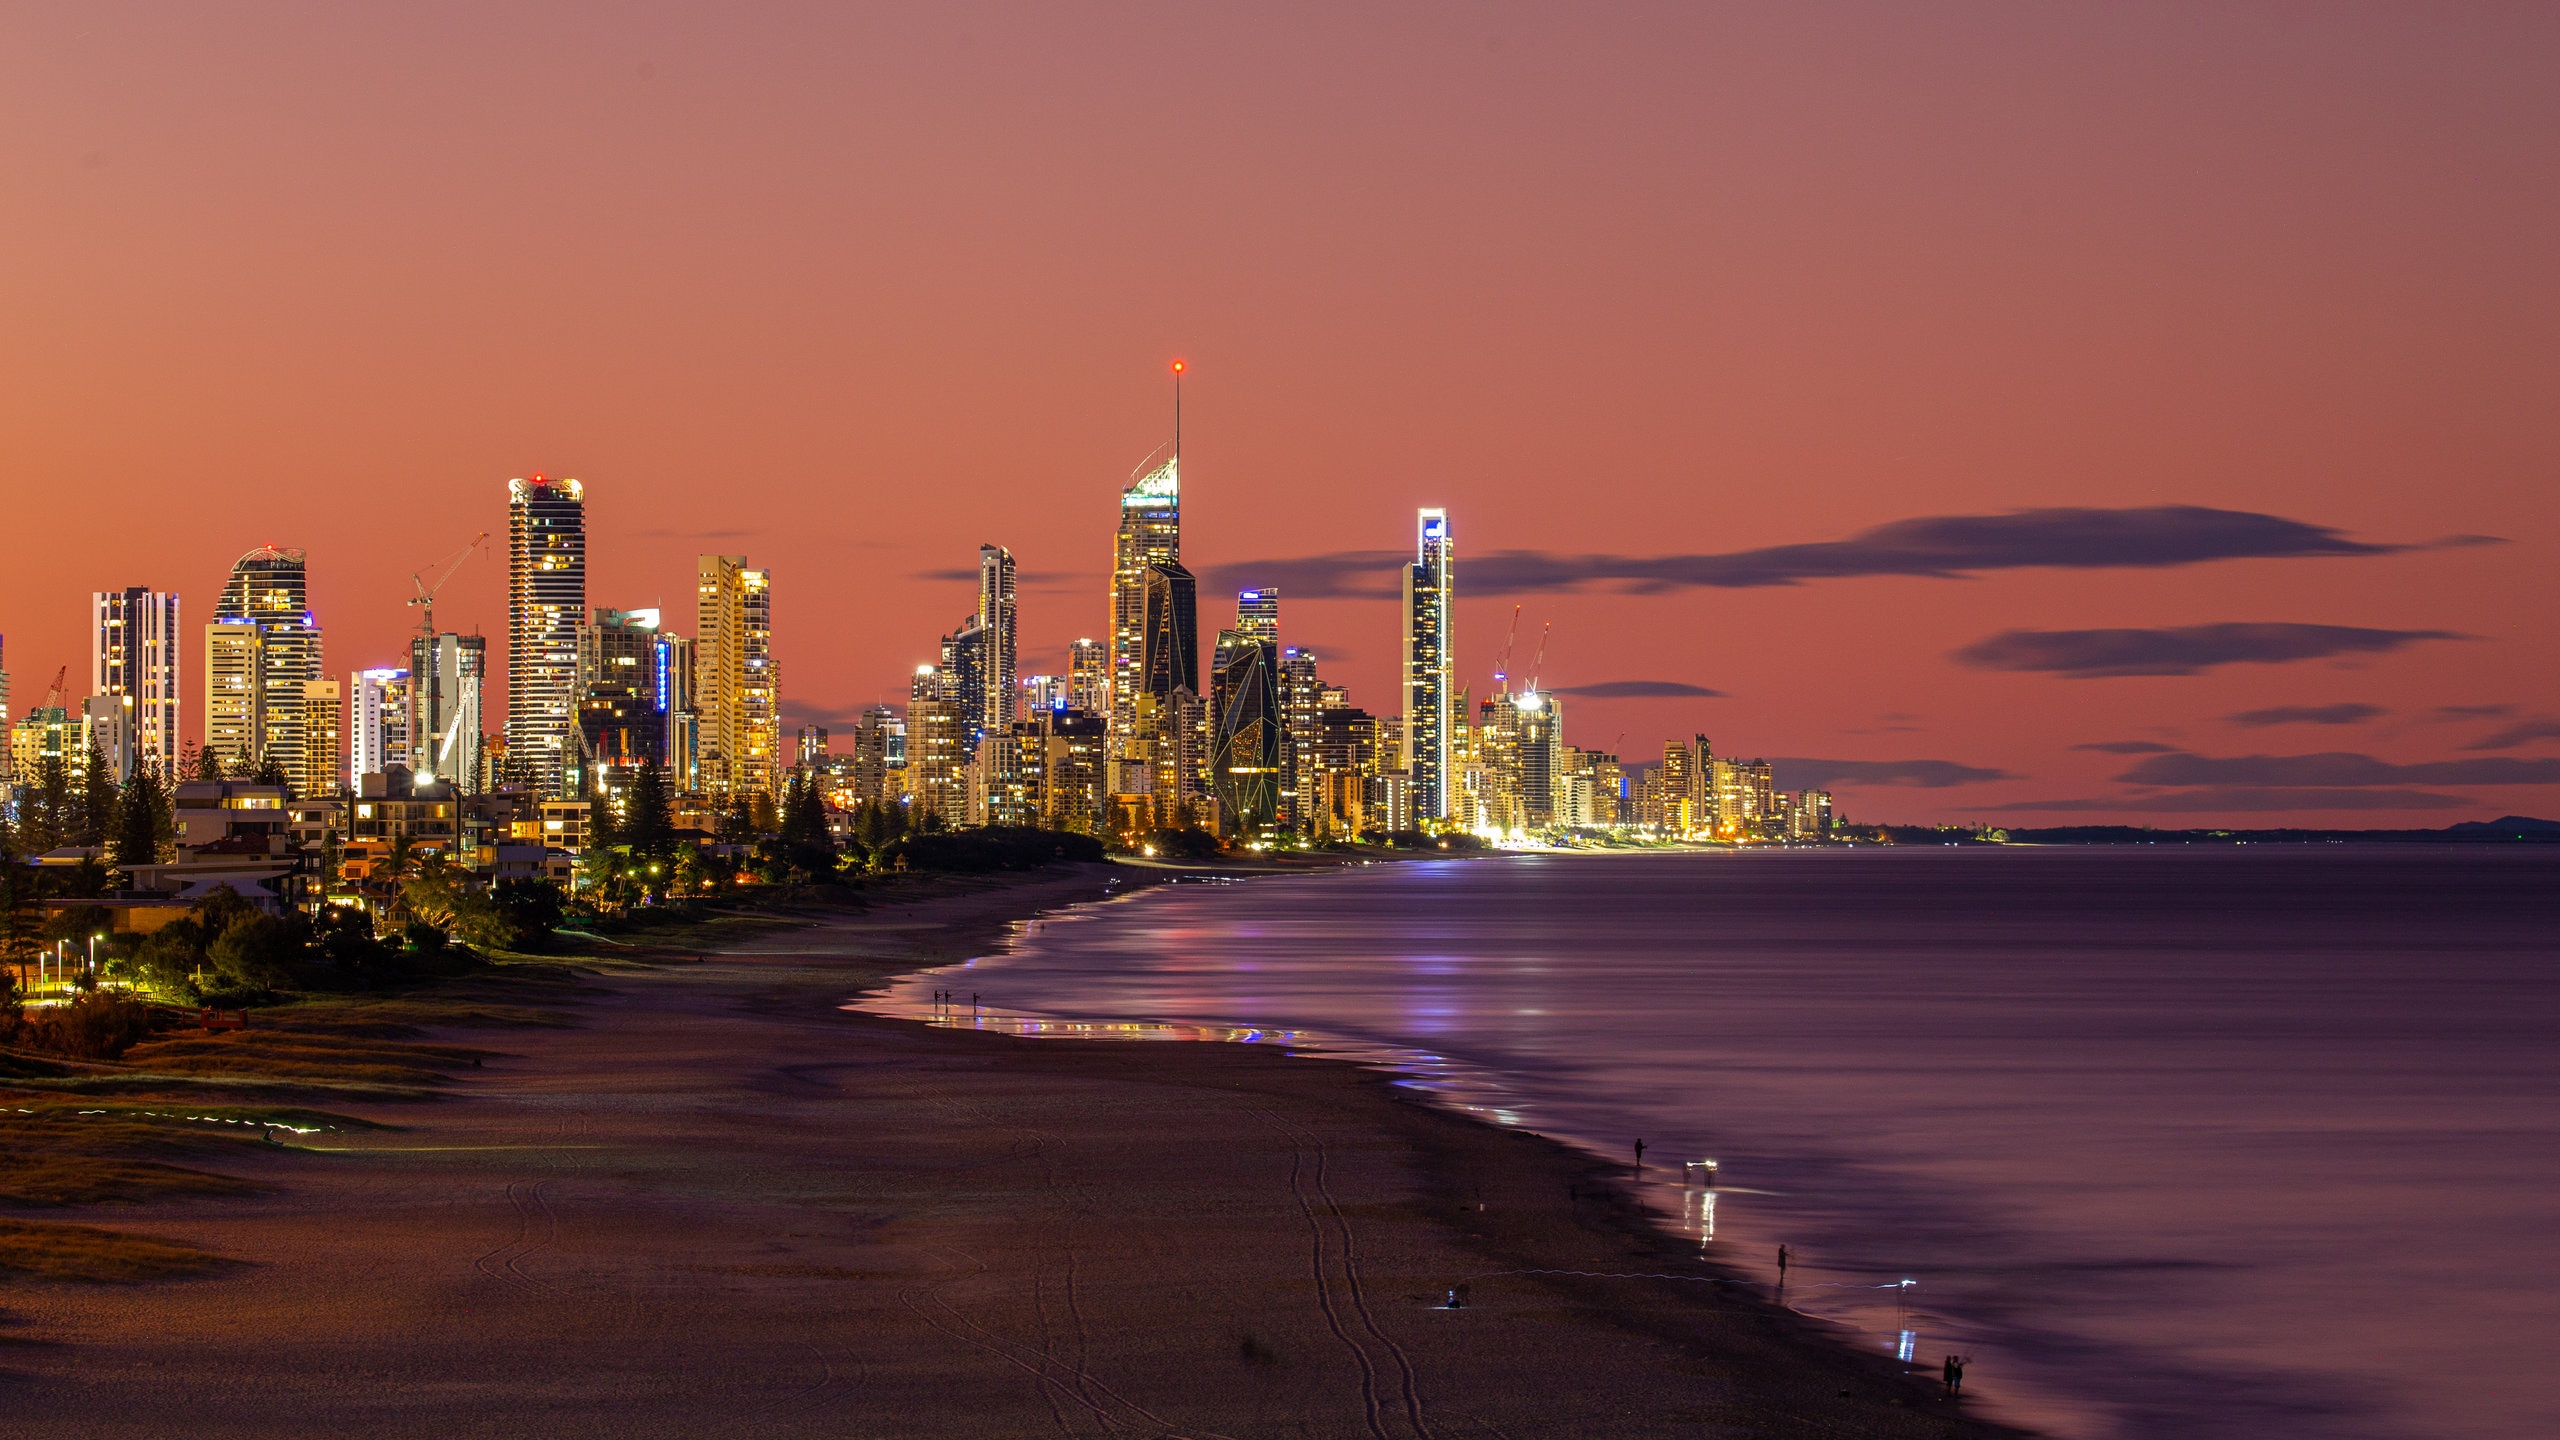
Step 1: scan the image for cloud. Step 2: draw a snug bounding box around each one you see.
[1952,623,2467,679]
[2225,703,2386,728]
[2433,704,2514,720]
[911,567,1080,588]
[1203,505,2442,600]
[2113,751,2560,788]
[1550,680,1728,699]
[2071,740,2179,754]
[1770,758,2017,789]
[2460,719,2560,752]
[2003,788,2474,813]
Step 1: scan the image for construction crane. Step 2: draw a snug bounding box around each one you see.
[1491,604,1523,695]
[1527,622,1553,695]
[409,532,489,641]
[41,665,67,711]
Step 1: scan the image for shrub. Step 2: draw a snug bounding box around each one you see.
[879,827,1108,874]
[207,912,302,991]
[18,993,158,1061]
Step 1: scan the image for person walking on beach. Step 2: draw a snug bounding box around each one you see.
[1777,1244,1790,1284]
[1632,1138,1646,1173]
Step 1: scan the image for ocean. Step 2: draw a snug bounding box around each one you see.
[866,847,2560,1439]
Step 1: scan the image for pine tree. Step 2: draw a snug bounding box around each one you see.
[78,742,119,849]
[624,760,675,860]
[25,751,74,853]
[113,769,168,876]
[748,790,781,837]
[252,751,293,796]
[187,743,223,783]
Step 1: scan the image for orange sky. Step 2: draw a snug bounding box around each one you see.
[4,3,2555,826]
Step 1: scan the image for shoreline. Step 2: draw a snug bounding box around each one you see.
[1,860,2028,1437]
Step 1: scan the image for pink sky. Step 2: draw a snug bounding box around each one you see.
[4,3,2554,825]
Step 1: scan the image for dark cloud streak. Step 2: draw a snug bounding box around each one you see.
[1953,624,2466,679]
[2113,751,2560,788]
[1770,758,2016,790]
[2226,703,2386,727]
[1550,680,1728,699]
[1203,506,2441,600]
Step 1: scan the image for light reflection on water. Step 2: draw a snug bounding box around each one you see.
[856,849,2560,1440]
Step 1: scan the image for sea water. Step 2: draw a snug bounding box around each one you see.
[868,847,2560,1439]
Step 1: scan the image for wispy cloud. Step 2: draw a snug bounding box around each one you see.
[2072,740,2179,754]
[2226,703,2386,728]
[2433,703,2514,721]
[1952,624,2467,679]
[1203,505,2450,601]
[1769,758,2016,789]
[1550,680,1728,699]
[911,567,1080,588]
[2004,788,2473,813]
[2459,719,2560,752]
[2113,751,2560,788]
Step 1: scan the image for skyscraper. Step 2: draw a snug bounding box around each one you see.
[697,555,780,801]
[573,607,666,800]
[299,679,343,798]
[1210,624,1281,836]
[349,667,412,779]
[409,633,487,790]
[1236,588,1278,644]
[507,476,586,797]
[92,587,181,778]
[978,545,1017,734]
[206,546,322,778]
[905,665,967,825]
[940,617,989,747]
[1403,509,1454,821]
[1109,448,1181,741]
[1068,638,1108,713]
[1139,562,1199,702]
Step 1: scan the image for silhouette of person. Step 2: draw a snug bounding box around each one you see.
[1777,1244,1790,1282]
[1633,1138,1646,1171]
[1949,1356,1966,1396]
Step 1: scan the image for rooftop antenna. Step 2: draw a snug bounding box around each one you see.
[1171,358,1185,468]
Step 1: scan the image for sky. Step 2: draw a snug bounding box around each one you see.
[3,2,2555,827]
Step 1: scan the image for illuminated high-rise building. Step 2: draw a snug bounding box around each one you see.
[1236,588,1278,644]
[657,631,696,794]
[409,633,486,790]
[904,665,968,826]
[697,555,780,800]
[1279,647,1324,828]
[573,607,665,800]
[205,546,322,778]
[940,617,990,749]
[1109,449,1181,740]
[506,476,586,797]
[1210,623,1281,836]
[299,679,343,798]
[1019,675,1068,713]
[93,587,181,778]
[1402,509,1453,821]
[798,726,829,769]
[1068,638,1108,714]
[349,667,412,780]
[0,635,12,789]
[978,545,1017,734]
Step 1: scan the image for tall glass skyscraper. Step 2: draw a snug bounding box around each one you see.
[1402,509,1454,820]
[1109,448,1180,742]
[696,553,778,800]
[507,476,586,797]
[93,587,181,779]
[410,632,487,790]
[207,545,322,779]
[978,545,1017,734]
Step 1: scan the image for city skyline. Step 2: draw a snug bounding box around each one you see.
[4,7,2553,827]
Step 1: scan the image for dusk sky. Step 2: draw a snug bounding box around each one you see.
[5,2,2554,826]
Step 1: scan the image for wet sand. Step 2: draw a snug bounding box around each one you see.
[0,865,2018,1438]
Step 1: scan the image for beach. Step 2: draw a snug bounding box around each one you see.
[1,863,2013,1438]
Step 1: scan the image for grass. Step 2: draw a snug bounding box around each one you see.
[0,1216,229,1282]
[0,1099,375,1207]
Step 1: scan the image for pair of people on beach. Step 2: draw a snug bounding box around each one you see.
[1942,1354,1966,1396]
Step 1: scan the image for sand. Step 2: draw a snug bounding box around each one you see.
[0,865,2018,1438]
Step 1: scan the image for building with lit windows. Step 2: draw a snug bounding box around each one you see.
[93,587,181,778]
[1402,510,1453,821]
[410,633,486,790]
[205,546,322,779]
[978,545,1017,735]
[1210,608,1281,836]
[1068,638,1108,713]
[904,666,968,827]
[572,608,666,802]
[506,477,586,797]
[299,679,343,798]
[697,555,779,800]
[349,668,411,781]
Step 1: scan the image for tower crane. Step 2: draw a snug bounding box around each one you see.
[1527,622,1552,695]
[409,533,490,641]
[1491,605,1523,695]
[42,666,67,711]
